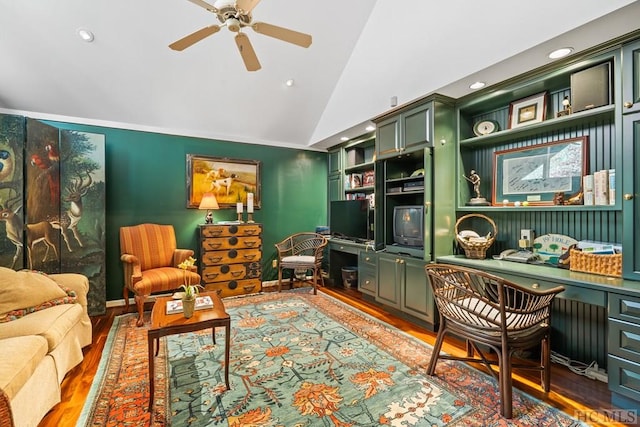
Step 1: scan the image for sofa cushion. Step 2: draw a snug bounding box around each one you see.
[0,336,48,400]
[0,268,76,322]
[0,304,83,351]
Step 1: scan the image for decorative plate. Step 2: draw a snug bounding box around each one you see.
[532,233,578,264]
[473,119,500,137]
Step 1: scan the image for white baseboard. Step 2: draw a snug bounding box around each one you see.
[106,280,281,308]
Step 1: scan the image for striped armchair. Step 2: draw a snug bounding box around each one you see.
[120,223,200,326]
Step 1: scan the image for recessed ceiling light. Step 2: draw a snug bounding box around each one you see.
[285,79,294,87]
[76,28,94,42]
[340,136,349,142]
[548,47,573,59]
[365,125,375,132]
[469,81,486,90]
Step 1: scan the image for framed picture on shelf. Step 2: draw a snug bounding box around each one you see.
[186,154,261,209]
[492,136,588,206]
[508,92,547,129]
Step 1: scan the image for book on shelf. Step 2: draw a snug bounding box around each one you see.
[608,169,615,205]
[166,295,214,314]
[349,173,363,189]
[593,169,609,206]
[362,170,375,187]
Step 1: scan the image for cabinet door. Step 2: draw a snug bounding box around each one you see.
[400,257,435,324]
[376,116,400,159]
[328,148,342,175]
[328,173,343,202]
[622,112,640,280]
[403,103,431,150]
[376,253,401,308]
[623,39,640,115]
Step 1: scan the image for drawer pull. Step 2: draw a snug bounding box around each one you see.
[243,285,256,292]
[244,240,259,247]
[206,256,223,263]
[231,271,243,277]
[243,228,259,235]
[206,243,222,250]
[243,254,257,260]
[205,273,219,280]
[532,283,540,289]
[206,230,223,237]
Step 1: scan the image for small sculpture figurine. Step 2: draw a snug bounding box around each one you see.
[463,169,490,206]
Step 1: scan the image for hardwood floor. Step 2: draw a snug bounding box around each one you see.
[40,286,625,427]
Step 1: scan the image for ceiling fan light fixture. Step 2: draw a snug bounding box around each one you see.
[469,81,485,90]
[227,18,241,32]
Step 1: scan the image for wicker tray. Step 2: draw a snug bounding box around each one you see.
[455,214,497,259]
[569,249,622,278]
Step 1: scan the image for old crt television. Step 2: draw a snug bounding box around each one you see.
[393,205,424,247]
[330,200,369,240]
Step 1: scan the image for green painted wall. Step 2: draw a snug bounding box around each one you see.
[45,121,328,301]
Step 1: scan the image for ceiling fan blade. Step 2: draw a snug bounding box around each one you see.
[187,0,217,12]
[169,25,221,51]
[252,22,312,48]
[236,0,261,13]
[235,32,261,71]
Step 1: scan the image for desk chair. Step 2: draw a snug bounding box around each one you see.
[275,233,328,294]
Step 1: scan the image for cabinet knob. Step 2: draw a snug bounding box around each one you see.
[624,101,634,109]
[532,283,540,289]
[624,193,634,200]
[365,280,370,285]
[365,257,370,262]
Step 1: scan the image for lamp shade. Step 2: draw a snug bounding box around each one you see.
[199,193,219,210]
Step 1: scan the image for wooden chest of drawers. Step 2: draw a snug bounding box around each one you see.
[199,223,262,297]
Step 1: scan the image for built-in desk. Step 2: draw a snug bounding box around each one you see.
[437,255,640,410]
[327,237,376,286]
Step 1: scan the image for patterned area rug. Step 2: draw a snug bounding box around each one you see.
[78,290,588,426]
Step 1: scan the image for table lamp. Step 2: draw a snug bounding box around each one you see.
[199,192,219,224]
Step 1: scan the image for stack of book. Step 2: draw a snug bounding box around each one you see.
[166,295,214,315]
[583,169,615,205]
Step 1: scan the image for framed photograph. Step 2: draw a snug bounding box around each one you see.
[508,92,547,129]
[492,136,588,206]
[186,154,261,209]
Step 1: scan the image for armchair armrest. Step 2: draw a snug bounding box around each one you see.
[173,249,195,269]
[120,253,142,284]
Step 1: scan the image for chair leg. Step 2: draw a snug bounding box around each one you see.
[123,286,130,312]
[277,267,283,292]
[312,268,318,295]
[499,346,513,419]
[134,294,147,327]
[541,335,551,392]
[427,324,447,375]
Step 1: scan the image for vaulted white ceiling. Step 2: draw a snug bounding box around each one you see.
[1,0,638,150]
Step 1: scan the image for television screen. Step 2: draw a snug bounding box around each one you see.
[393,205,424,247]
[330,200,369,241]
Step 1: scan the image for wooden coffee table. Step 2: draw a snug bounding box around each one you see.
[147,291,230,411]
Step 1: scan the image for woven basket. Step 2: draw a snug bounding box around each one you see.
[569,249,622,278]
[455,214,498,259]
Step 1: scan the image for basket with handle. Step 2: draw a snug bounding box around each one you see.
[455,213,498,259]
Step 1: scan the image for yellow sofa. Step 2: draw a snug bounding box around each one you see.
[0,268,92,427]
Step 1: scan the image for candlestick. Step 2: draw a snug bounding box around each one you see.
[236,202,243,214]
[247,193,254,213]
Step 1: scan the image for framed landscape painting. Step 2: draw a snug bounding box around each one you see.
[186,154,261,209]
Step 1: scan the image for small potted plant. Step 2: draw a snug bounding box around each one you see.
[178,256,201,318]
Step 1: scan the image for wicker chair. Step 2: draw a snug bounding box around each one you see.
[424,263,564,418]
[120,223,200,326]
[275,233,328,294]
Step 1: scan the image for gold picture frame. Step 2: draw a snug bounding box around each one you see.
[508,92,547,129]
[186,154,261,209]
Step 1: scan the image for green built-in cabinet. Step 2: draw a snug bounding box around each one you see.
[448,31,640,410]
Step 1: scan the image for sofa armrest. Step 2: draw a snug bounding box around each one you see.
[48,273,89,314]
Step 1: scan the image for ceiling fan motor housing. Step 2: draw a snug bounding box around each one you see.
[214,0,252,27]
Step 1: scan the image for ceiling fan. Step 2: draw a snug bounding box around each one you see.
[169,0,312,71]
